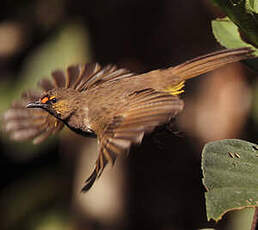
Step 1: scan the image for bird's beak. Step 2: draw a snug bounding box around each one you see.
[26,101,48,109]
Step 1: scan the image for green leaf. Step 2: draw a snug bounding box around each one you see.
[246,0,258,13]
[211,0,258,48]
[212,17,258,71]
[212,17,258,54]
[229,208,256,230]
[202,139,258,221]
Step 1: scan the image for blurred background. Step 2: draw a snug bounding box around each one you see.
[0,0,257,230]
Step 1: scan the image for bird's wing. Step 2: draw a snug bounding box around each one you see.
[3,80,64,144]
[81,89,184,192]
[52,63,135,92]
[3,63,134,144]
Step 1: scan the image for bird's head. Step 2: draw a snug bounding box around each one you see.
[26,88,80,121]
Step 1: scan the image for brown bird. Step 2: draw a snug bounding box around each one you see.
[2,47,254,192]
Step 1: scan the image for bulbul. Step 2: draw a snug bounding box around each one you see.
[3,47,254,192]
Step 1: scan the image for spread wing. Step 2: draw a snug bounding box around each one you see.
[3,63,134,144]
[81,89,184,192]
[3,84,64,145]
[52,63,135,92]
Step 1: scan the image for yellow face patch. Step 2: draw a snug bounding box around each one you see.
[50,96,56,100]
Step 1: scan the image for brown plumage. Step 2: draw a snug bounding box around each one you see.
[2,47,254,192]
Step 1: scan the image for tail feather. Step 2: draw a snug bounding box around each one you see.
[170,47,254,80]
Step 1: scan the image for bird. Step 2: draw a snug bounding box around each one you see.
[2,47,254,192]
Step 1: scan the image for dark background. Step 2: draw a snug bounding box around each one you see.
[0,0,257,230]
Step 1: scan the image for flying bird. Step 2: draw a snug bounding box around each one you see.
[2,47,254,192]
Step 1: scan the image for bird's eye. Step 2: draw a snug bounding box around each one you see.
[51,97,57,103]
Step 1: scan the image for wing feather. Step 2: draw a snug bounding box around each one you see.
[52,70,66,88]
[3,63,134,145]
[46,63,135,92]
[65,65,81,88]
[3,91,64,144]
[74,64,135,91]
[81,89,184,191]
[37,78,55,91]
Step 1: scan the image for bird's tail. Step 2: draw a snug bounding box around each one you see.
[170,47,254,80]
[157,47,254,96]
